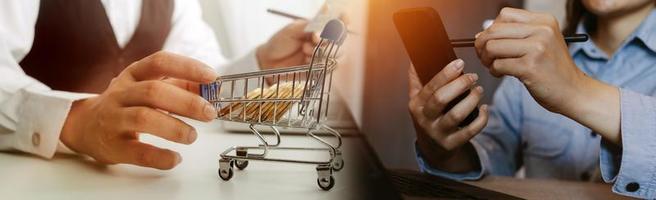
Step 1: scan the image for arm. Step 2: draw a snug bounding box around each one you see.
[474,7,621,144]
[596,90,656,198]
[0,0,90,158]
[475,8,656,198]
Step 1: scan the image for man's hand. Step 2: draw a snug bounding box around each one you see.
[60,51,219,170]
[256,20,319,69]
[475,8,620,143]
[408,59,489,172]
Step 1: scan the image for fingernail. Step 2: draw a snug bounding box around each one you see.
[452,59,465,71]
[476,86,484,93]
[475,32,482,38]
[174,153,182,165]
[188,129,198,144]
[469,73,479,82]
[205,67,219,82]
[204,103,217,119]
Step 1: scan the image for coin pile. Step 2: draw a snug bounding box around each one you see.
[219,82,306,122]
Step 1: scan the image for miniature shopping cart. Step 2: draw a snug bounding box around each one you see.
[200,20,347,191]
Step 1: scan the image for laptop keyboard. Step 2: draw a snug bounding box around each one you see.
[388,170,482,199]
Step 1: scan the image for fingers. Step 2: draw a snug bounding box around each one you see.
[437,86,484,129]
[478,38,533,67]
[442,105,489,150]
[163,78,202,95]
[116,140,181,170]
[475,23,536,50]
[408,66,423,97]
[285,20,312,40]
[303,41,315,56]
[495,7,535,23]
[497,7,559,27]
[415,59,465,103]
[120,81,217,121]
[126,51,218,83]
[489,57,529,78]
[475,23,540,64]
[311,32,321,44]
[422,73,478,118]
[121,107,198,145]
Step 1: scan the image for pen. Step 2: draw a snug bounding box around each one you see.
[267,9,305,20]
[267,8,358,35]
[450,33,589,48]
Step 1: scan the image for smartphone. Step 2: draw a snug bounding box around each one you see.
[393,7,478,127]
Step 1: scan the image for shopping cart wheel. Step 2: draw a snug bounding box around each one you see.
[332,159,344,171]
[218,168,233,181]
[317,176,335,191]
[235,160,249,170]
[332,151,344,171]
[218,158,234,181]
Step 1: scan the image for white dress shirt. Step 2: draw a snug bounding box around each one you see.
[0,0,259,158]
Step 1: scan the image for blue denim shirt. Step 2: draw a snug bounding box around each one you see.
[416,9,656,199]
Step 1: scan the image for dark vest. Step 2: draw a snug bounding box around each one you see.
[20,0,174,93]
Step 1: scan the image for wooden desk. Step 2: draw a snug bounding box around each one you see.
[467,176,634,199]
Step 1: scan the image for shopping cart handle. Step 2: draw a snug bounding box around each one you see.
[320,19,345,42]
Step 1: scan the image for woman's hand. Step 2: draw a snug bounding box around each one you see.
[475,8,620,143]
[60,51,219,170]
[475,8,590,113]
[408,59,489,172]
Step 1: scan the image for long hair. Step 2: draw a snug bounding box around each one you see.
[563,0,597,35]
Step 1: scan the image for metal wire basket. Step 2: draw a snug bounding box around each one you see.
[200,19,347,191]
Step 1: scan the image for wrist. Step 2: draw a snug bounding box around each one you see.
[416,131,479,173]
[60,99,89,153]
[565,76,621,143]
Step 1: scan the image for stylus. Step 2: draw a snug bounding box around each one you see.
[450,34,589,47]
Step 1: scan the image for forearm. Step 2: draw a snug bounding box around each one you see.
[563,76,621,144]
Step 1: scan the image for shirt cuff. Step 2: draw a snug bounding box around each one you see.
[14,89,95,158]
[415,140,487,181]
[599,89,656,198]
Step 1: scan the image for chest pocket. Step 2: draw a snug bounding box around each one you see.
[521,114,574,158]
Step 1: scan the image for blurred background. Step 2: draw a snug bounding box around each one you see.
[198,0,568,170]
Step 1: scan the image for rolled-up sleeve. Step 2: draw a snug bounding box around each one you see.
[416,77,524,180]
[599,89,656,199]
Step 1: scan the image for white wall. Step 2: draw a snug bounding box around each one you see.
[198,0,324,59]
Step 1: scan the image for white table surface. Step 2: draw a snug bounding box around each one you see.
[0,120,360,200]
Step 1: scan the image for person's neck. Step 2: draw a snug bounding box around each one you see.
[594,5,654,56]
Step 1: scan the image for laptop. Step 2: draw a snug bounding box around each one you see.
[350,133,523,200]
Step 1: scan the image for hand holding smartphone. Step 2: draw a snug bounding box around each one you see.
[393,7,479,127]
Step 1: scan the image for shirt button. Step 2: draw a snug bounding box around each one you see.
[32,133,41,146]
[626,182,640,192]
[590,132,597,138]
